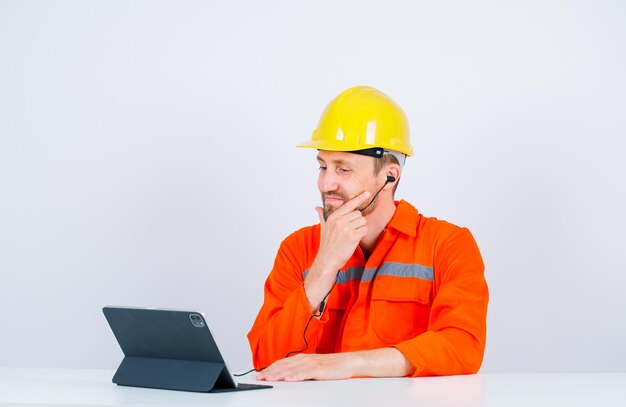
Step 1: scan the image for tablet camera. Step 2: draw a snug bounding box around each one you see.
[189,313,205,328]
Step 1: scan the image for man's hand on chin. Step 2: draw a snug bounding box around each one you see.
[255,353,360,382]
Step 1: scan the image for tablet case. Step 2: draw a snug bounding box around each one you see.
[102,306,271,393]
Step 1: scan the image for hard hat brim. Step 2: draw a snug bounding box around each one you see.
[296,140,413,157]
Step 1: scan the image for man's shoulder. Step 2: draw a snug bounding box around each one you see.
[400,200,470,240]
[410,207,480,259]
[280,223,321,249]
[420,214,466,236]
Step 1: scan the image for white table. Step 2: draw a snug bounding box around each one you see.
[0,368,624,407]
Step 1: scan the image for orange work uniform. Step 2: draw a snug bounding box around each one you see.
[247,200,489,376]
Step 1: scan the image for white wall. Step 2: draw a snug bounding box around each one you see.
[1,0,625,373]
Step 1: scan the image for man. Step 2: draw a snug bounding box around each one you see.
[247,86,488,381]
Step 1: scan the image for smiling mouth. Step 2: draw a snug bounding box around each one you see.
[324,196,343,204]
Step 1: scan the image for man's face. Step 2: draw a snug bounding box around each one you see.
[316,150,381,220]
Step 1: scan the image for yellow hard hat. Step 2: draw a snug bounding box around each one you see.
[297,86,413,157]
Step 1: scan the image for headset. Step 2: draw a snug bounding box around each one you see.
[234,175,397,377]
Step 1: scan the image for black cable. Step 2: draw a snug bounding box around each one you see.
[235,178,396,378]
[233,367,260,377]
[358,177,392,214]
[233,276,339,377]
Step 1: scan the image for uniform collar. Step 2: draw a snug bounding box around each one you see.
[386,200,418,237]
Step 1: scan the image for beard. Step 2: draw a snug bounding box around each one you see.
[321,188,378,221]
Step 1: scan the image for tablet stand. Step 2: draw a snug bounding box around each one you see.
[113,356,235,393]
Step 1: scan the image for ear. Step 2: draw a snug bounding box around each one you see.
[384,164,401,190]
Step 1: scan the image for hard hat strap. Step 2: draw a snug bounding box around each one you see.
[349,148,385,158]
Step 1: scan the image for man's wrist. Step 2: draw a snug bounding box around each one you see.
[304,258,340,309]
[310,256,340,278]
[351,348,416,378]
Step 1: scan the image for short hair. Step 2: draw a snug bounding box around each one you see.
[373,154,400,194]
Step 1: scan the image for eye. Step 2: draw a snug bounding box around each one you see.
[338,167,351,174]
[318,166,327,171]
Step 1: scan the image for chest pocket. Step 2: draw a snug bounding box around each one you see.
[371,273,433,345]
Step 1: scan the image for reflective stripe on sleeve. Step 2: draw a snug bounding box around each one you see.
[302,262,433,283]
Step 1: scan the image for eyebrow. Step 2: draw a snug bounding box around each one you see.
[316,155,354,166]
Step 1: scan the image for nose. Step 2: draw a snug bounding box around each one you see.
[318,170,339,193]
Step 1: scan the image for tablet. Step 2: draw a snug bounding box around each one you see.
[102,306,271,393]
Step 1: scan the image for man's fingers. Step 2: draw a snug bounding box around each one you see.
[343,210,364,222]
[254,354,351,382]
[333,191,371,216]
[255,356,314,382]
[350,216,367,229]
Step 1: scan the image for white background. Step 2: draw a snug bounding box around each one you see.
[1,0,625,374]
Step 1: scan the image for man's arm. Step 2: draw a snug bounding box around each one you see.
[394,227,489,376]
[247,240,327,370]
[305,191,371,312]
[248,192,372,369]
[256,347,415,381]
